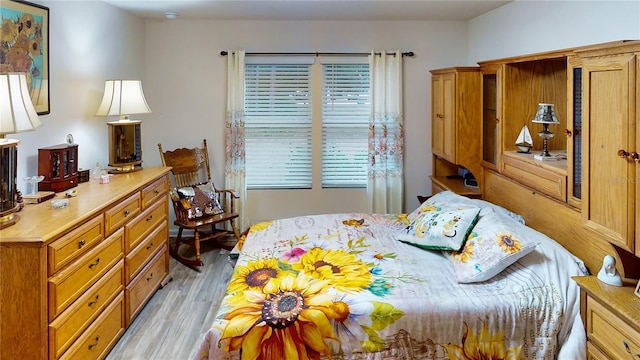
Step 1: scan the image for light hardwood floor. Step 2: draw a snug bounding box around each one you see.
[106,242,235,360]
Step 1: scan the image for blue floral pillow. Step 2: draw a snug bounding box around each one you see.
[443,210,537,283]
[397,207,481,251]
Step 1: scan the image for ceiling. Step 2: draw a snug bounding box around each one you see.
[100,0,512,21]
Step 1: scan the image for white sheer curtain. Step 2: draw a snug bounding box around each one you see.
[225,50,248,232]
[367,50,404,214]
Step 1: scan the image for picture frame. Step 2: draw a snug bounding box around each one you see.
[1,0,50,114]
[635,278,640,299]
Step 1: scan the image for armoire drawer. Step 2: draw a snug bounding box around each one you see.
[48,215,105,276]
[49,262,124,359]
[125,224,167,283]
[125,246,167,326]
[124,199,167,252]
[104,192,141,236]
[58,292,125,360]
[502,154,566,201]
[48,229,124,321]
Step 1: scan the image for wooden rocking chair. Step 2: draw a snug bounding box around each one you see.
[158,139,241,269]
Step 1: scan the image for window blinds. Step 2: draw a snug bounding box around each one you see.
[244,62,370,189]
[245,64,312,188]
[322,64,370,188]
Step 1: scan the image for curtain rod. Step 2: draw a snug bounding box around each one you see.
[220,50,414,57]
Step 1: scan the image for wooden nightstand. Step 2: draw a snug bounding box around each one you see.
[572,276,640,359]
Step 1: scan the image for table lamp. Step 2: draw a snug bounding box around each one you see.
[0,73,43,228]
[532,103,560,161]
[95,80,151,173]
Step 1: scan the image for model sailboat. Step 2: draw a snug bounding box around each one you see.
[515,125,533,153]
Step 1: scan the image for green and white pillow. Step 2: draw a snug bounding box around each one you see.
[398,207,481,251]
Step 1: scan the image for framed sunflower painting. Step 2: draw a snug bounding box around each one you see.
[1,0,49,114]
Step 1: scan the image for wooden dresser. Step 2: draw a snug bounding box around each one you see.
[573,276,640,359]
[0,167,172,360]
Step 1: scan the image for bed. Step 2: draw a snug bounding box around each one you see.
[193,191,587,360]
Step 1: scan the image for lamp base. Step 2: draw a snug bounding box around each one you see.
[534,153,560,161]
[0,212,19,229]
[108,165,143,174]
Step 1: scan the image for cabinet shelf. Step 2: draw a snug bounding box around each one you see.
[430,175,481,199]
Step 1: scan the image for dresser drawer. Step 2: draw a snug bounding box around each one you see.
[49,261,124,359]
[586,295,640,359]
[587,341,610,360]
[124,199,167,252]
[141,176,168,209]
[125,224,167,283]
[104,192,141,236]
[58,292,125,360]
[49,229,124,321]
[125,246,167,326]
[48,215,105,276]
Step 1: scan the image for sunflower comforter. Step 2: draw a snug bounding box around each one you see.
[194,210,587,360]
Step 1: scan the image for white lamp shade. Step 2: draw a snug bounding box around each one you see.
[0,73,42,135]
[96,80,151,118]
[532,103,560,124]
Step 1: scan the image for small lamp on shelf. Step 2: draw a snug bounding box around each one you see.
[0,73,43,228]
[95,80,151,173]
[532,103,560,161]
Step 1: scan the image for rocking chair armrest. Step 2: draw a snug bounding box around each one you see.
[169,189,192,223]
[216,188,240,199]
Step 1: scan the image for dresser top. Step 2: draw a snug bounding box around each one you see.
[573,275,640,333]
[0,167,171,244]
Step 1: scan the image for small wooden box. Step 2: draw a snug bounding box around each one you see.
[78,169,90,183]
[38,144,79,192]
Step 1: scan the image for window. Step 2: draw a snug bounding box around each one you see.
[322,64,370,188]
[245,64,313,189]
[245,60,370,189]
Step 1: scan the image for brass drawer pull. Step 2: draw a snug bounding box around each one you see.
[124,209,131,216]
[78,239,86,248]
[146,242,154,250]
[88,336,100,350]
[88,294,100,307]
[88,258,101,269]
[146,273,154,281]
[146,215,154,222]
[154,189,160,194]
[624,340,640,358]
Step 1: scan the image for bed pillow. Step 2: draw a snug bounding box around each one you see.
[397,207,481,251]
[444,209,537,283]
[409,191,525,225]
[175,182,224,219]
[408,191,476,221]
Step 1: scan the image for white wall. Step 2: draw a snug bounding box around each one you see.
[468,0,640,63]
[8,1,639,228]
[143,19,470,224]
[10,0,147,189]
